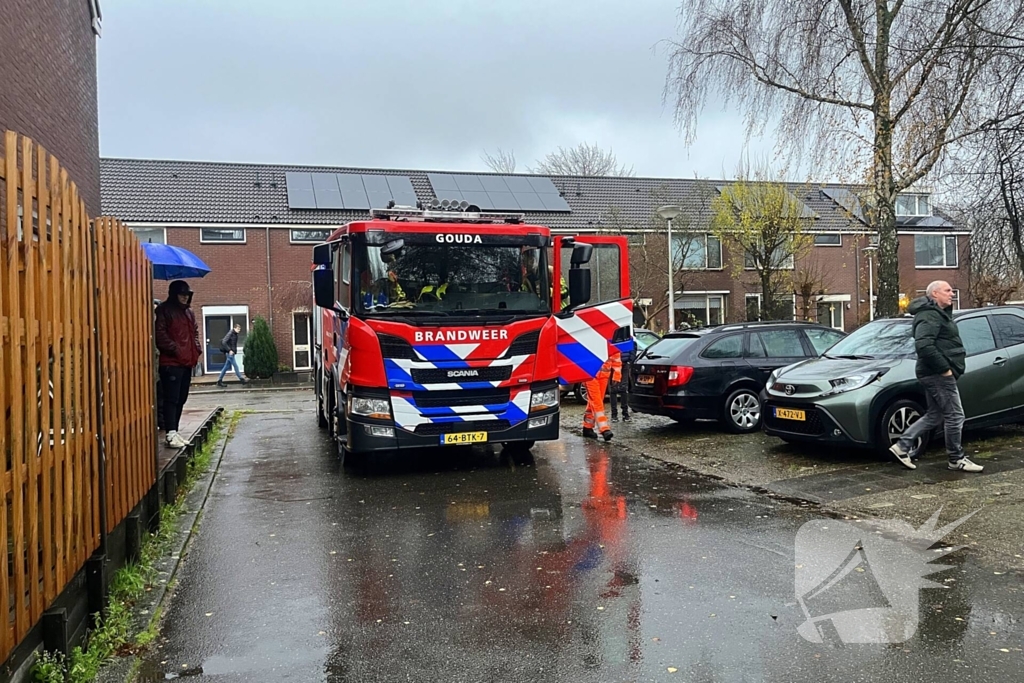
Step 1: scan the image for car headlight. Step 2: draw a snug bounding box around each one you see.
[349,396,392,419]
[530,388,559,412]
[823,371,886,396]
[768,368,781,386]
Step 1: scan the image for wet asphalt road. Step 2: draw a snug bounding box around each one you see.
[138,391,1023,682]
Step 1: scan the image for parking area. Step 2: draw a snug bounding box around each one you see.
[561,402,1024,570]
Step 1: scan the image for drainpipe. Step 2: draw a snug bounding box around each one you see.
[266,225,274,333]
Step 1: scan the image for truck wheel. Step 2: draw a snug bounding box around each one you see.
[878,399,930,458]
[316,376,329,429]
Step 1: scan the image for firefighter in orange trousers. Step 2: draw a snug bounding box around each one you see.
[582,350,622,442]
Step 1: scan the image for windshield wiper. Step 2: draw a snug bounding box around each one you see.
[824,354,874,360]
[642,353,668,360]
[367,309,449,316]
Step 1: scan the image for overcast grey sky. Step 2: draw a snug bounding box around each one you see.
[97,0,774,178]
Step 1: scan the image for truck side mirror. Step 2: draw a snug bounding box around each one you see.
[312,243,332,265]
[313,267,335,310]
[568,269,591,309]
[570,243,593,265]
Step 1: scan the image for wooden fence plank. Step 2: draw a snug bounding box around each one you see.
[52,166,67,595]
[22,137,42,626]
[1,128,14,662]
[38,147,55,606]
[60,169,73,584]
[8,133,28,644]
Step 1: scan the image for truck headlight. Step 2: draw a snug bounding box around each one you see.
[530,388,558,412]
[349,396,392,419]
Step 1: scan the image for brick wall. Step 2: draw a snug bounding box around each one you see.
[631,231,969,333]
[0,0,100,215]
[160,226,315,373]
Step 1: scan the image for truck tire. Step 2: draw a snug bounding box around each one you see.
[316,372,329,429]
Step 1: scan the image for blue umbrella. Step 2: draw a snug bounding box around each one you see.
[142,243,211,280]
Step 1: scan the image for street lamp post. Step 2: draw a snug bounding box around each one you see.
[862,245,878,321]
[657,205,682,331]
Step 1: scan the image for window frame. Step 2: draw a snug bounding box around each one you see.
[289,228,335,244]
[743,242,796,270]
[675,233,723,271]
[129,226,167,245]
[914,234,958,269]
[699,333,745,360]
[200,227,247,244]
[813,233,842,247]
[291,310,313,370]
[896,193,932,217]
[753,327,811,359]
[991,313,1024,348]
[744,292,796,321]
[675,293,725,327]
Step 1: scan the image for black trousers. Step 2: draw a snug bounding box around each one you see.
[159,366,192,433]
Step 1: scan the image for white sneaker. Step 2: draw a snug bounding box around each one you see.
[948,457,983,472]
[889,443,916,470]
[166,431,187,449]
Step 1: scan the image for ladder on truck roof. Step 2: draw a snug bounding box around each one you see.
[370,200,524,224]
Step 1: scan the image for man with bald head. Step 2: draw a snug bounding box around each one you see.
[890,280,982,472]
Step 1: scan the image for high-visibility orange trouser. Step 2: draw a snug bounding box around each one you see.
[582,371,611,434]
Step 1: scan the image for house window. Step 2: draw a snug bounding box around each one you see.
[130,227,166,244]
[745,293,796,321]
[290,228,334,243]
[674,234,722,270]
[743,243,795,270]
[815,300,844,330]
[676,294,724,328]
[813,233,841,246]
[200,228,246,243]
[292,312,312,370]
[916,288,960,310]
[914,235,958,268]
[896,194,931,216]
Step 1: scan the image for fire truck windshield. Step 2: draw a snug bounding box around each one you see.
[355,243,551,317]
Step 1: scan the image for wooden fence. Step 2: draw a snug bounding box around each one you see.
[0,131,156,663]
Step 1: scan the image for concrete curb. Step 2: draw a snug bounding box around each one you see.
[96,412,233,683]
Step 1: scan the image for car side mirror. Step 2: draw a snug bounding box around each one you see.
[570,243,593,266]
[313,268,336,310]
[312,242,332,265]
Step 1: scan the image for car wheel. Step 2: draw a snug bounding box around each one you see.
[575,382,588,405]
[724,388,761,433]
[879,399,930,457]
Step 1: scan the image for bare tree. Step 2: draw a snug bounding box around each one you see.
[792,257,836,321]
[711,175,815,320]
[665,0,1024,317]
[531,142,636,177]
[481,148,517,174]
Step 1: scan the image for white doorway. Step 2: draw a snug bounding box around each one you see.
[292,311,313,370]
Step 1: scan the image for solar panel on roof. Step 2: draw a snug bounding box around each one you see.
[509,192,547,211]
[386,176,418,207]
[285,172,317,209]
[527,177,560,195]
[310,173,344,209]
[362,175,394,209]
[427,173,460,192]
[425,174,571,212]
[336,174,370,210]
[478,176,511,193]
[821,187,865,220]
[538,193,571,212]
[454,175,486,193]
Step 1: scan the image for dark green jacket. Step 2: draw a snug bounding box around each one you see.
[908,296,966,379]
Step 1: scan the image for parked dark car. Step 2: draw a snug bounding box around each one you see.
[564,328,662,404]
[762,305,1024,454]
[629,321,847,432]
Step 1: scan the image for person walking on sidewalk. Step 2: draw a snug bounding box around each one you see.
[216,323,249,388]
[890,280,983,472]
[155,280,202,449]
[582,351,621,442]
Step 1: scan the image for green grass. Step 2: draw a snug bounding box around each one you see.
[32,414,232,683]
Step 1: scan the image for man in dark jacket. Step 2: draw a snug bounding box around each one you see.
[890,280,982,472]
[216,323,248,387]
[155,280,202,449]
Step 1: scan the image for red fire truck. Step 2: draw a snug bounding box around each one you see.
[311,203,631,467]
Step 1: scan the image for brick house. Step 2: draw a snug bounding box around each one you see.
[99,159,969,374]
[0,0,103,214]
